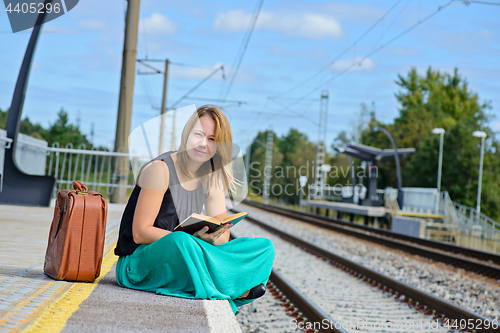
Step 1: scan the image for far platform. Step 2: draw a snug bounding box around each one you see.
[301,199,387,217]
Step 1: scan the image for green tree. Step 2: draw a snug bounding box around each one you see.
[246,128,318,205]
[246,130,283,198]
[43,108,90,148]
[360,67,500,221]
[1,108,48,140]
[276,129,317,205]
[0,108,7,129]
[20,116,48,140]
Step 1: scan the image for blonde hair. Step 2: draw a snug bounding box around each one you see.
[176,105,236,193]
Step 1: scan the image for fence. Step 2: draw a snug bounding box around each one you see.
[307,184,342,201]
[0,129,47,192]
[45,143,150,202]
[0,136,150,202]
[0,129,12,192]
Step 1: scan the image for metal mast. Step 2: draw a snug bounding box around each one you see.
[111,0,141,203]
[314,90,329,196]
[263,127,274,204]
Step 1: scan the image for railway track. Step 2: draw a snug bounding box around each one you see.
[243,200,500,279]
[231,206,499,333]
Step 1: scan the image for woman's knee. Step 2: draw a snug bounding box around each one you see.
[259,237,274,248]
[255,237,275,256]
[160,231,194,247]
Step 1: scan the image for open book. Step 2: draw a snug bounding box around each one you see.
[173,211,248,235]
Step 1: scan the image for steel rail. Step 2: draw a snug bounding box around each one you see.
[269,270,347,333]
[244,200,500,278]
[232,208,499,332]
[230,234,345,333]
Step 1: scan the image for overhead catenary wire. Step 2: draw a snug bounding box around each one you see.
[139,74,160,110]
[137,59,216,68]
[136,13,162,114]
[232,0,499,159]
[168,65,225,110]
[271,0,406,99]
[137,59,227,111]
[220,0,264,105]
[290,0,455,105]
[260,0,454,139]
[379,0,413,43]
[183,97,247,105]
[451,0,500,5]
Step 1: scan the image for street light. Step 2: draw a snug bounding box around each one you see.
[373,126,403,208]
[472,130,487,220]
[299,175,308,210]
[432,128,445,192]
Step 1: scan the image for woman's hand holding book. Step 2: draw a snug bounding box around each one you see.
[193,222,233,245]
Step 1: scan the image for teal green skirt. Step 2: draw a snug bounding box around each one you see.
[116,232,275,314]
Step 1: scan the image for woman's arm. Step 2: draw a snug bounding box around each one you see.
[198,179,231,246]
[132,160,171,245]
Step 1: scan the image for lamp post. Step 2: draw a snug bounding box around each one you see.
[472,131,487,221]
[373,126,403,208]
[299,175,308,210]
[432,128,445,192]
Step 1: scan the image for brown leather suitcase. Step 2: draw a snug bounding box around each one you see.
[44,180,108,282]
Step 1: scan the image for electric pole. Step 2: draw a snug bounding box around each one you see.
[76,109,80,130]
[245,142,251,182]
[90,122,94,147]
[263,127,273,204]
[170,108,176,151]
[159,59,169,154]
[136,58,170,155]
[314,90,329,198]
[111,0,141,203]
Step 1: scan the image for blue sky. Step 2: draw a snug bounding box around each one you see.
[1,0,499,152]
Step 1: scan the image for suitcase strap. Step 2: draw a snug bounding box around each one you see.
[73,180,88,193]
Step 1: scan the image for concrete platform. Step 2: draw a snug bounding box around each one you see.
[301,199,387,217]
[0,202,241,332]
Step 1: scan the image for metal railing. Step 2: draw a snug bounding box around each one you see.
[45,142,150,201]
[434,191,500,253]
[0,136,13,149]
[452,201,500,232]
[307,184,342,201]
[441,192,500,232]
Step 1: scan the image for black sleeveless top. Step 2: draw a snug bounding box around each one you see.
[114,151,209,256]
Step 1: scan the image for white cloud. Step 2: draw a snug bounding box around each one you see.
[321,2,385,23]
[171,63,225,80]
[170,63,256,83]
[330,57,375,72]
[139,13,176,35]
[213,10,342,40]
[42,25,72,34]
[32,61,41,70]
[79,19,106,30]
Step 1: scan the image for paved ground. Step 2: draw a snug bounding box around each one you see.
[0,202,241,333]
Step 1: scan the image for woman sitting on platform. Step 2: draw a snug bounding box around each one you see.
[114,105,275,314]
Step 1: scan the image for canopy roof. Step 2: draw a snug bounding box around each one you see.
[337,143,415,162]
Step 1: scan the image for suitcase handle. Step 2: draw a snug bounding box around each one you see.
[73,180,88,192]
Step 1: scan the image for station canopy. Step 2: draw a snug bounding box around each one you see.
[337,143,415,162]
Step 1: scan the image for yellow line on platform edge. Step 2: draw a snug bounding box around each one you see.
[21,241,118,333]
